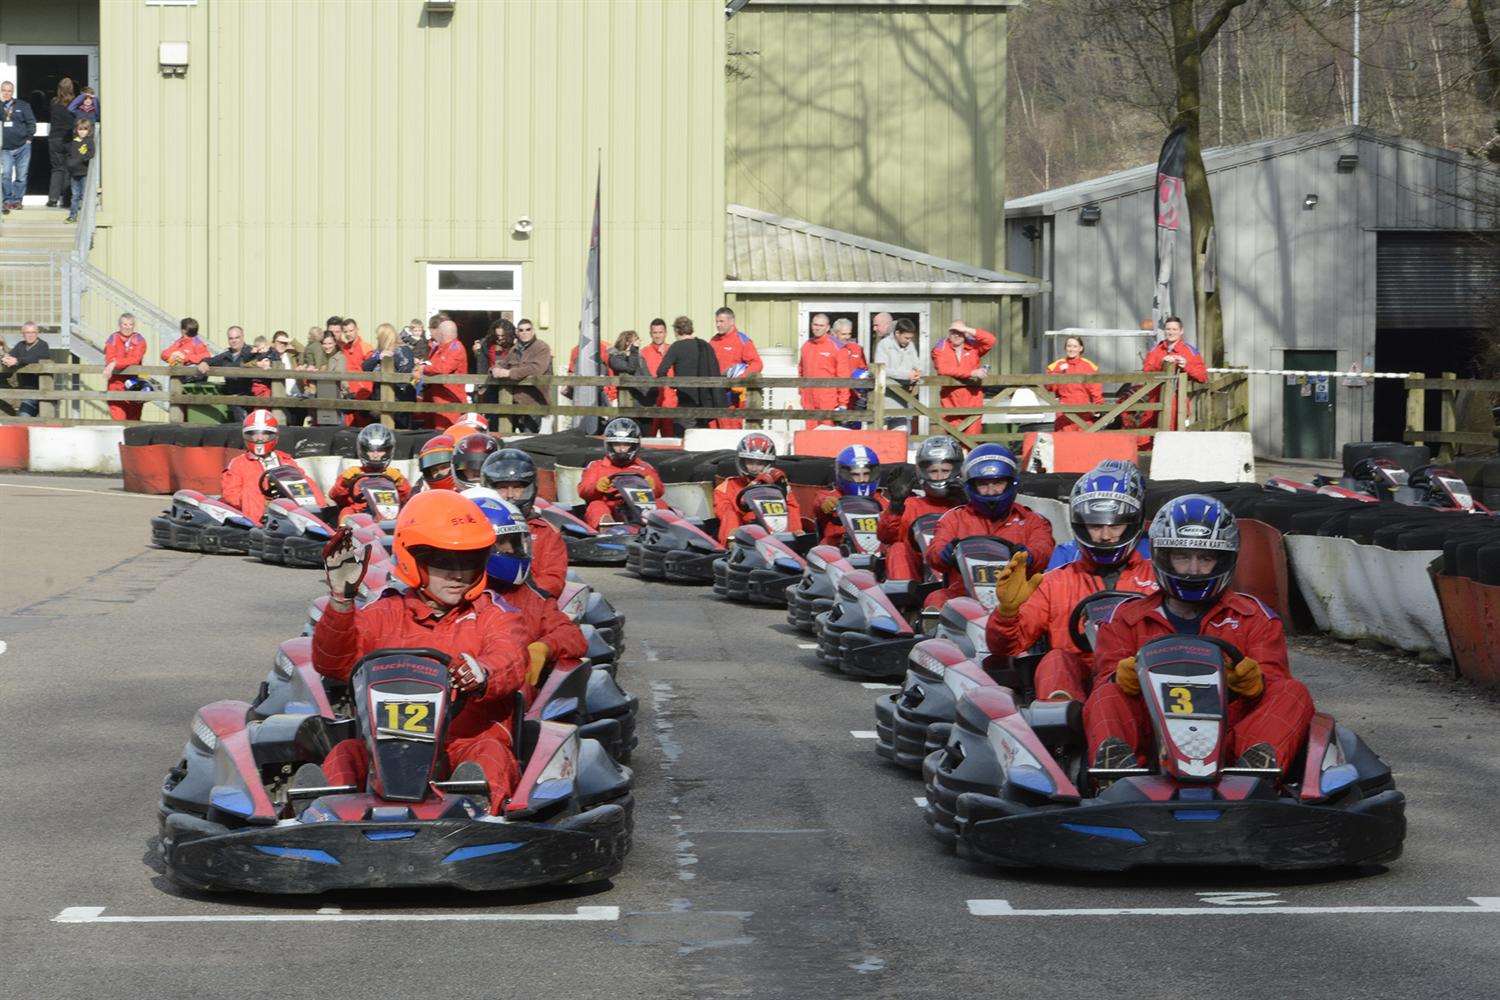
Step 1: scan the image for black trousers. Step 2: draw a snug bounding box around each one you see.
[47,135,70,204]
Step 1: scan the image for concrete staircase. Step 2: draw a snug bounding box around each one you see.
[0,205,77,253]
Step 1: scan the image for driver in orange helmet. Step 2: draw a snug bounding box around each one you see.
[312,491,531,802]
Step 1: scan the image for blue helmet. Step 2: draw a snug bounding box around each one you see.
[1149,493,1239,605]
[835,444,881,498]
[1068,460,1146,568]
[961,443,1019,519]
[473,496,532,587]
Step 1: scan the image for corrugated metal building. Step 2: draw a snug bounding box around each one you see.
[1006,126,1500,459]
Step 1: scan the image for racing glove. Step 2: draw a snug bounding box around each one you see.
[1114,656,1140,697]
[526,641,551,686]
[754,468,788,486]
[596,476,614,495]
[819,496,839,515]
[450,653,488,694]
[1225,656,1264,698]
[322,526,373,601]
[995,552,1044,617]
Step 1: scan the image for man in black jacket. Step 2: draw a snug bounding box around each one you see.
[197,325,258,421]
[2,321,49,416]
[1,81,37,213]
[651,315,722,434]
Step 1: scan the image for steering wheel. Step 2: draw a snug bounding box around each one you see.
[258,469,276,497]
[1199,635,1245,669]
[1066,590,1145,653]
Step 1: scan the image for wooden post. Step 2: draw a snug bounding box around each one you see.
[1405,375,1426,447]
[1175,372,1189,431]
[746,379,764,429]
[1439,371,1457,459]
[871,363,887,428]
[378,355,396,430]
[38,370,57,419]
[164,371,180,422]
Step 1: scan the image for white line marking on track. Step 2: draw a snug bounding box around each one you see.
[967,898,1500,918]
[797,643,818,650]
[850,730,878,739]
[914,797,928,808]
[861,682,899,690]
[0,481,158,499]
[52,905,620,924]
[0,640,7,656]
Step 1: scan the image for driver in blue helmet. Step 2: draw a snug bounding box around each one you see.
[812,444,888,545]
[1086,494,1314,774]
[924,443,1055,608]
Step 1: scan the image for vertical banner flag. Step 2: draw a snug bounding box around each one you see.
[1152,125,1188,335]
[574,165,603,433]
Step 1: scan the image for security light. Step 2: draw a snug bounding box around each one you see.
[1303,193,1319,210]
[1079,204,1102,225]
[1336,154,1359,173]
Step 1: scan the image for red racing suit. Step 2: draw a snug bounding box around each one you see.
[1140,337,1208,433]
[492,582,588,661]
[421,338,469,429]
[812,488,888,546]
[160,335,211,367]
[709,327,763,430]
[798,334,851,429]
[841,340,869,371]
[641,341,676,436]
[924,501,1056,607]
[527,516,569,597]
[577,457,668,529]
[713,474,803,545]
[931,328,996,436]
[1044,355,1104,432]
[104,330,147,421]
[313,590,530,798]
[876,492,964,580]
[984,549,1157,700]
[220,450,328,525]
[329,465,412,521]
[1085,591,1314,771]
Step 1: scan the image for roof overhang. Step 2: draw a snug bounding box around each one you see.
[724,280,1039,297]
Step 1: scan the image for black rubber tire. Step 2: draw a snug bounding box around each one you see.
[1476,543,1500,586]
[1341,442,1431,477]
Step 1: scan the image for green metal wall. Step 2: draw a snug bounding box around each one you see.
[92,0,724,357]
[727,3,1009,271]
[0,1,97,44]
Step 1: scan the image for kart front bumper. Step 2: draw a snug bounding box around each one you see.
[816,619,918,679]
[873,691,949,772]
[161,800,633,893]
[151,517,253,555]
[713,557,797,606]
[786,586,832,635]
[564,534,630,566]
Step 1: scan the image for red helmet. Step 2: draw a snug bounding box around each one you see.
[736,432,777,478]
[243,409,279,458]
[391,491,495,604]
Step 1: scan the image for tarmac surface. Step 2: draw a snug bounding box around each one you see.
[3,472,1498,999]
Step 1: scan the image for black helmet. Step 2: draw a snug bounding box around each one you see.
[603,417,642,467]
[356,424,395,473]
[481,448,539,515]
[450,433,500,487]
[915,436,964,495]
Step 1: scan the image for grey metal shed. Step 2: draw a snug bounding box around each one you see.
[1005,126,1500,458]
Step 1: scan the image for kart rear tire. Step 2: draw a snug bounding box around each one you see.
[1342,442,1431,477]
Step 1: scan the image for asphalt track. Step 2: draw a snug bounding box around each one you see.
[3,472,1499,999]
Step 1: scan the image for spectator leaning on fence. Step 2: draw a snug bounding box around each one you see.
[1140,315,1207,436]
[650,316,722,434]
[1044,335,1104,433]
[608,329,655,410]
[339,318,372,424]
[198,326,258,422]
[873,317,924,431]
[493,318,553,435]
[421,319,469,431]
[2,321,49,418]
[1,80,37,215]
[365,322,417,428]
[931,321,996,437]
[708,306,762,430]
[102,313,147,421]
[641,318,676,437]
[798,313,851,430]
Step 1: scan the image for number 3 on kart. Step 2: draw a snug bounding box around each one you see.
[1167,686,1195,715]
[380,701,433,737]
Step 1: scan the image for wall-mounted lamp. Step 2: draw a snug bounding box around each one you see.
[1303,193,1320,210]
[1079,204,1102,226]
[158,41,189,77]
[1021,223,1041,241]
[1336,153,1359,173]
[512,216,534,237]
[424,0,456,12]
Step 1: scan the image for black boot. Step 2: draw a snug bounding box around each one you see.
[1092,736,1137,770]
[1234,742,1278,771]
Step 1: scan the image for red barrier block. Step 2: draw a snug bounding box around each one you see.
[793,429,908,464]
[537,467,558,503]
[119,443,174,494]
[1435,574,1500,686]
[1050,431,1138,473]
[1231,518,1291,626]
[169,445,232,493]
[0,424,29,470]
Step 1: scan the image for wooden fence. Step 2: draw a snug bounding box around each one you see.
[1404,373,1495,455]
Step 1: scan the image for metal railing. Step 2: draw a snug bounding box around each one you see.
[73,152,100,258]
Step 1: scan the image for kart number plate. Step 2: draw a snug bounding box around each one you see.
[626,487,655,507]
[1158,682,1221,717]
[967,560,1006,610]
[368,489,401,520]
[285,480,320,508]
[758,499,788,516]
[850,515,879,534]
[375,697,438,741]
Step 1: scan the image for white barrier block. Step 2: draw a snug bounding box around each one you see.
[1285,535,1450,658]
[554,466,583,506]
[28,426,125,474]
[683,428,788,455]
[1018,494,1069,545]
[1149,431,1255,482]
[299,454,344,495]
[1025,433,1054,473]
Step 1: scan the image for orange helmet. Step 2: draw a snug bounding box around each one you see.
[391,491,495,604]
[451,414,489,441]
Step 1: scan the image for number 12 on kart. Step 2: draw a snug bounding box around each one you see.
[375,697,439,741]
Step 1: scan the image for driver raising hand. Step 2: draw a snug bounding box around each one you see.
[312,491,530,802]
[577,417,668,529]
[1086,495,1313,775]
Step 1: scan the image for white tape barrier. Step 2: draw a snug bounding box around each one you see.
[685,428,789,455]
[1284,535,1450,658]
[1149,431,1255,483]
[28,425,124,474]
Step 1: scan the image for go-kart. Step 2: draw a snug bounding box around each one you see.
[812,567,919,678]
[150,491,257,555]
[535,497,628,566]
[159,648,634,893]
[250,469,402,567]
[712,485,833,605]
[787,511,941,635]
[875,590,1143,773]
[557,572,627,672]
[923,634,1405,870]
[625,474,742,584]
